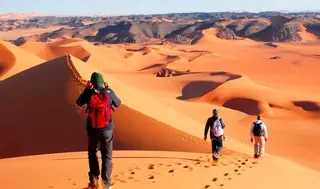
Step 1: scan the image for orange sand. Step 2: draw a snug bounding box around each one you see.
[0,40,44,80]
[0,27,63,41]
[0,27,320,189]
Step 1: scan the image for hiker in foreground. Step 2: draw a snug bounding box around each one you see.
[250,115,268,159]
[204,109,226,162]
[76,72,121,189]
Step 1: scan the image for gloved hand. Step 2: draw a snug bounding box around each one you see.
[250,138,253,143]
[104,82,109,89]
[204,136,207,141]
[86,81,93,89]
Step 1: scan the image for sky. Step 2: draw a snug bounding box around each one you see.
[0,0,319,16]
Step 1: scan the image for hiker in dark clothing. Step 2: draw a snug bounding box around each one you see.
[76,72,121,189]
[204,109,226,161]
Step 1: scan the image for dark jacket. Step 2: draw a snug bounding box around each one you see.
[204,115,225,139]
[76,86,121,134]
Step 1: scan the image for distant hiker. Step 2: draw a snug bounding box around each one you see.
[76,72,121,189]
[204,109,226,162]
[250,115,268,158]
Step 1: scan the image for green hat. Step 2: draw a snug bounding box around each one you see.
[90,72,104,87]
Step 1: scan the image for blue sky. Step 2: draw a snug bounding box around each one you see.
[0,0,319,15]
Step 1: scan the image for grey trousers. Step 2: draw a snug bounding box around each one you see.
[88,129,113,188]
[254,136,265,155]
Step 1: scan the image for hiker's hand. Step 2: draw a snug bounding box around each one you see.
[250,138,253,143]
[86,81,93,89]
[204,136,207,141]
[104,82,109,89]
[265,138,268,142]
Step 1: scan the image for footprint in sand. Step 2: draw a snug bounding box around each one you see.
[169,169,174,173]
[224,173,229,177]
[212,178,218,182]
[148,164,155,170]
[204,184,210,188]
[148,175,155,180]
[234,169,239,172]
[220,184,224,187]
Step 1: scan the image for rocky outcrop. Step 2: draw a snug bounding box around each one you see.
[250,18,303,42]
[227,20,270,37]
[215,26,238,40]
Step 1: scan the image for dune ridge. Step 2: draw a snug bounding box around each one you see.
[186,74,320,118]
[1,21,320,189]
[0,54,231,159]
[0,40,44,80]
[0,42,16,78]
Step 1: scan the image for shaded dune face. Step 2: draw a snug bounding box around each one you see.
[177,72,241,100]
[0,43,16,78]
[293,101,320,112]
[222,98,261,115]
[0,55,211,159]
[176,71,320,117]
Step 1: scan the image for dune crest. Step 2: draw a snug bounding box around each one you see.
[177,73,320,118]
[0,40,44,80]
[0,54,222,159]
[0,42,16,78]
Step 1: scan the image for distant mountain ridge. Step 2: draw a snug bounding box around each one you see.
[1,11,319,44]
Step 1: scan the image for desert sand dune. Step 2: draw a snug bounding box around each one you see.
[0,40,44,80]
[107,67,320,171]
[179,73,320,118]
[20,41,91,61]
[297,24,318,42]
[0,42,16,78]
[0,27,63,41]
[21,40,130,72]
[0,54,219,159]
[1,22,320,189]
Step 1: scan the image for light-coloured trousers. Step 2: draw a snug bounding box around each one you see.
[254,136,265,155]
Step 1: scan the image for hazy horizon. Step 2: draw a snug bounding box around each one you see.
[1,0,319,16]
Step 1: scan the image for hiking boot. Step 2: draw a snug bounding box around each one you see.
[101,180,112,189]
[254,154,261,159]
[88,176,99,188]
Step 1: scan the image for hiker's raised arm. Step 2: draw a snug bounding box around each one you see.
[108,88,121,108]
[76,88,90,107]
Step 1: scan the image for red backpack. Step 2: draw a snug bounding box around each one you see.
[87,89,112,129]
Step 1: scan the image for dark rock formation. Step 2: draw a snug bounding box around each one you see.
[250,17,303,42]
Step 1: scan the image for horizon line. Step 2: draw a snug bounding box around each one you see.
[1,10,320,17]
